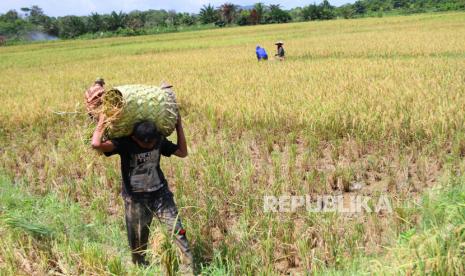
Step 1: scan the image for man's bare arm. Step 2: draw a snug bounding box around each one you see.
[91,115,115,152]
[173,115,188,158]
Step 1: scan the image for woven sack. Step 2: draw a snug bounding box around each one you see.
[102,84,178,138]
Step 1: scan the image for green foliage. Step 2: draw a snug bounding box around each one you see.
[237,10,251,26]
[266,4,292,23]
[354,1,367,15]
[126,11,145,30]
[178,12,197,26]
[336,0,465,18]
[368,173,465,274]
[302,4,321,21]
[2,1,465,43]
[104,11,127,32]
[0,19,33,39]
[86,12,104,33]
[199,4,219,24]
[1,9,20,21]
[254,2,266,23]
[57,16,86,38]
[0,175,159,274]
[302,1,336,21]
[338,4,356,19]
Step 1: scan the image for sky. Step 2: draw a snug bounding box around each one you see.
[0,1,354,16]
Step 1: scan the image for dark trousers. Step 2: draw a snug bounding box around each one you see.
[124,189,193,265]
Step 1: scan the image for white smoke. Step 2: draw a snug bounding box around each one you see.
[28,32,58,41]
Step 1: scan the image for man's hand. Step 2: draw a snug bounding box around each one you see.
[91,114,115,152]
[174,114,188,158]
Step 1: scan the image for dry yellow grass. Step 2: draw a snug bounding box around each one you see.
[0,12,464,275]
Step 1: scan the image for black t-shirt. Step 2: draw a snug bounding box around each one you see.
[104,137,178,198]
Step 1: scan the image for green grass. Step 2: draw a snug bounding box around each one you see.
[1,170,463,274]
[0,175,144,274]
[368,171,465,274]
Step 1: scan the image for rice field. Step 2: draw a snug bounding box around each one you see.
[0,12,464,275]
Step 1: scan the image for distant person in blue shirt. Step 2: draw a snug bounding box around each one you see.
[256,45,268,61]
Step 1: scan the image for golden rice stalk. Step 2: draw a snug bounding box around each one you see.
[101,84,179,138]
[151,227,179,276]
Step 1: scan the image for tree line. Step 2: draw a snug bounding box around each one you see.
[1,0,464,42]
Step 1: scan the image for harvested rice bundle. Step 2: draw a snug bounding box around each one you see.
[101,84,179,139]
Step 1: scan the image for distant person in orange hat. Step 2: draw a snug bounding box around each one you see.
[274,41,285,61]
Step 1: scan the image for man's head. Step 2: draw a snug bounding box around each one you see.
[256,45,261,49]
[95,77,105,86]
[131,121,161,149]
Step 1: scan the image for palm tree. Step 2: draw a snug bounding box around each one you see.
[105,11,127,31]
[253,2,266,23]
[87,12,103,32]
[269,4,281,12]
[199,4,218,24]
[219,3,237,24]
